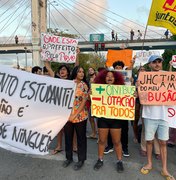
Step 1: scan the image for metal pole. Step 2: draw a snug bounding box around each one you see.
[24,47,27,70]
[16,53,19,69]
[49,2,50,32]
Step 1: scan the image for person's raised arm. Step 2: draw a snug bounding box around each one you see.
[169,60,173,72]
[44,61,55,77]
[128,55,136,70]
[74,47,80,67]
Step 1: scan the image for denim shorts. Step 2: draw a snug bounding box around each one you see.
[144,118,169,141]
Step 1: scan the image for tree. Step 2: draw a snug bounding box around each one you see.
[47,28,78,39]
[170,35,176,41]
[78,52,106,75]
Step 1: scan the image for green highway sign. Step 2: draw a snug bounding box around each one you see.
[90,34,104,42]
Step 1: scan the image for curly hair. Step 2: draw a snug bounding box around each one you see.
[112,61,125,69]
[94,69,124,85]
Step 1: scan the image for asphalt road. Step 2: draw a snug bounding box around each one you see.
[0,123,175,180]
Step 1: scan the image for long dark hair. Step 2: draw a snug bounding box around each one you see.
[71,66,88,86]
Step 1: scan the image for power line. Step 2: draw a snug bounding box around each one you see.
[57,0,128,39]
[0,0,24,23]
[56,0,110,40]
[51,4,87,41]
[0,0,27,32]
[0,0,12,9]
[4,11,31,44]
[3,3,31,44]
[68,0,130,38]
[85,0,163,37]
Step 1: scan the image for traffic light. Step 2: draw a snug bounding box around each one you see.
[94,43,99,52]
[94,43,105,52]
[101,43,105,51]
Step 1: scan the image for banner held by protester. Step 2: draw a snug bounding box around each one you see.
[0,66,76,155]
[147,0,176,35]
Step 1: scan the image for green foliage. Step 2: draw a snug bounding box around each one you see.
[47,28,78,38]
[76,52,106,75]
[162,49,176,71]
[170,35,176,40]
[50,52,106,75]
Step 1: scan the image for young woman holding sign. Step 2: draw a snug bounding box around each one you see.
[93,69,125,173]
[44,47,80,154]
[63,65,89,171]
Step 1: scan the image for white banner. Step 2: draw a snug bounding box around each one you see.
[0,66,76,155]
[41,33,78,63]
[135,50,160,66]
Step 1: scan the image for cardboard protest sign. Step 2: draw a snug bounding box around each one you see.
[106,49,133,67]
[91,84,136,120]
[138,72,176,105]
[0,66,76,155]
[41,33,78,63]
[135,50,160,66]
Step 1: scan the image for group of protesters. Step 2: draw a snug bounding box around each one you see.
[30,48,175,180]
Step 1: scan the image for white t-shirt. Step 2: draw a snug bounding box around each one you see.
[142,105,170,122]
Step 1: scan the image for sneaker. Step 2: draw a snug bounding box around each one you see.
[116,161,124,173]
[94,159,103,171]
[104,146,114,154]
[167,143,175,148]
[73,161,84,171]
[62,159,73,168]
[123,149,130,157]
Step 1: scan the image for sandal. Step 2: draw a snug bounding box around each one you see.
[161,171,175,180]
[140,167,152,175]
[51,149,63,155]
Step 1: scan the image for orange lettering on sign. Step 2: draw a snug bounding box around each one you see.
[92,104,106,116]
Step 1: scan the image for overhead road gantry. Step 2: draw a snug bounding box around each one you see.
[0,39,175,54]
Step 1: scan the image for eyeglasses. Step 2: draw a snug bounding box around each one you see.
[152,60,162,64]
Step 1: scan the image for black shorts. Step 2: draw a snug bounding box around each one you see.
[97,117,122,129]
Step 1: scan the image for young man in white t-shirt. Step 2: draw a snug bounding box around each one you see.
[140,55,175,180]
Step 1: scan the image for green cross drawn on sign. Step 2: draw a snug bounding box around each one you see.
[96,86,105,94]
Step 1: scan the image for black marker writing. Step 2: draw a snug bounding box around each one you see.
[12,127,52,153]
[0,72,18,96]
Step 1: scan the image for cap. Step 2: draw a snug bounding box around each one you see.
[148,55,164,63]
